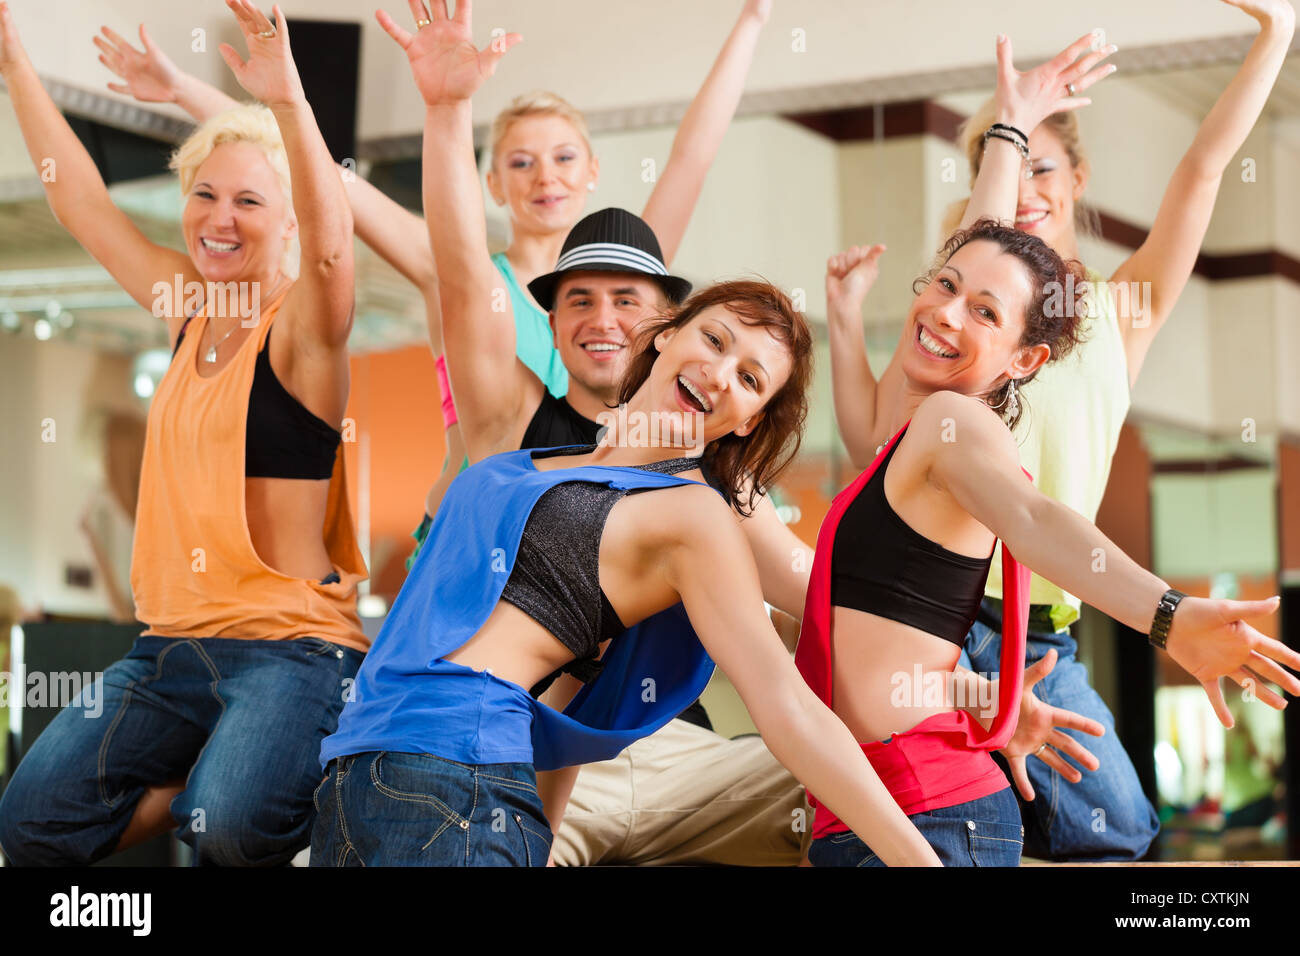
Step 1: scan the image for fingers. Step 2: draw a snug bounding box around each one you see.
[483,30,522,66]
[1037,746,1083,782]
[1046,705,1105,738]
[107,81,130,94]
[1246,649,1300,696]
[452,0,472,25]
[139,23,157,54]
[1048,729,1099,771]
[270,4,289,45]
[1253,631,1300,672]
[1008,756,1035,802]
[1023,647,1057,687]
[100,26,132,52]
[1046,30,1105,76]
[995,33,1014,84]
[1229,666,1288,709]
[217,42,245,76]
[1201,678,1235,729]
[375,9,414,48]
[226,0,253,35]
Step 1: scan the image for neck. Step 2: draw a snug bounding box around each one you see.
[587,386,708,467]
[1054,226,1082,264]
[562,378,621,424]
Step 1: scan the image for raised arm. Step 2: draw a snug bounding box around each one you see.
[961,31,1117,230]
[659,487,941,866]
[0,3,195,319]
[921,391,1300,727]
[735,488,814,637]
[639,0,770,264]
[218,2,353,347]
[1111,0,1295,384]
[826,244,887,469]
[378,1,541,461]
[98,20,439,297]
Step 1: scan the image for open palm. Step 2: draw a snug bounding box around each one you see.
[95,25,180,103]
[376,0,520,107]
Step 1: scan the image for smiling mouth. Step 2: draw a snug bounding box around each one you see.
[1015,209,1048,227]
[582,342,624,358]
[201,237,241,253]
[917,325,959,359]
[677,375,712,413]
[532,195,568,207]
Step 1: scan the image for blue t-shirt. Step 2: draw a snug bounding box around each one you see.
[323,446,720,771]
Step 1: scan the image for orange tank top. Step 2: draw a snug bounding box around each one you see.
[130,287,369,651]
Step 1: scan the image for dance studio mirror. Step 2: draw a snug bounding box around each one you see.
[0,3,1297,867]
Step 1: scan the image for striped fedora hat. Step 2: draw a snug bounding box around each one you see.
[527,207,693,312]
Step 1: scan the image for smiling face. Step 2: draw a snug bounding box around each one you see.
[649,305,794,443]
[180,141,295,285]
[551,272,666,398]
[487,114,598,238]
[1013,126,1088,253]
[902,239,1050,399]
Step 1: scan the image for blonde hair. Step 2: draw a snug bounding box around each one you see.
[489,91,593,169]
[169,104,298,277]
[940,96,1101,240]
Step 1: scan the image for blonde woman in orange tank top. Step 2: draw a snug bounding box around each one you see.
[0,1,366,867]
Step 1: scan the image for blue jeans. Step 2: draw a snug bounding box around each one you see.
[809,787,1023,867]
[0,634,362,866]
[310,751,552,866]
[962,600,1159,861]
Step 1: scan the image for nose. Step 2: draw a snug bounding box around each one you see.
[933,296,964,331]
[588,295,620,332]
[209,199,238,230]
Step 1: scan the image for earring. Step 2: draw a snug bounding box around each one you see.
[587,182,596,192]
[988,378,1019,420]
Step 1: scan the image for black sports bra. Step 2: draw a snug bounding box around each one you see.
[175,317,340,479]
[830,432,992,646]
[503,445,703,682]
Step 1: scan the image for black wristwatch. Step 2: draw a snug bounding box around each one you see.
[1147,588,1187,650]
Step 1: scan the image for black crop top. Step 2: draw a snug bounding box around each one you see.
[830,431,992,646]
[503,445,705,683]
[175,318,341,479]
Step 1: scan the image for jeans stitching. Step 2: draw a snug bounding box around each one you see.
[478,772,538,796]
[368,753,462,853]
[335,758,358,866]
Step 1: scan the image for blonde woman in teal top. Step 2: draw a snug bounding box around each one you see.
[833,2,1295,861]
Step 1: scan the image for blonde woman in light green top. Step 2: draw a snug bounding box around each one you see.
[832,2,1296,861]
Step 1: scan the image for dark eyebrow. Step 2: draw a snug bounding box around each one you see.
[712,318,769,385]
[563,287,592,299]
[942,265,1002,309]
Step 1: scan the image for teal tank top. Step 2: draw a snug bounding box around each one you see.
[492,252,568,399]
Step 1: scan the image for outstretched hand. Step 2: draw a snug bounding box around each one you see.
[0,1,32,77]
[376,0,520,107]
[825,244,886,322]
[994,30,1117,134]
[1164,595,1300,728]
[999,649,1105,802]
[95,24,181,103]
[218,0,305,108]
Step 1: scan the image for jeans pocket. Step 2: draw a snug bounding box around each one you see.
[295,637,344,658]
[512,813,553,867]
[810,832,881,867]
[369,752,467,854]
[964,818,1024,867]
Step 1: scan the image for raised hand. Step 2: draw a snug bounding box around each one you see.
[994,31,1118,133]
[218,0,304,108]
[0,2,32,77]
[95,24,181,103]
[1164,595,1300,728]
[375,0,520,107]
[826,244,886,321]
[999,649,1105,801]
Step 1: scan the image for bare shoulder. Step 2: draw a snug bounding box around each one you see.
[909,390,1020,469]
[625,479,737,552]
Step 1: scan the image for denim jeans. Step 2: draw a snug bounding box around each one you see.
[0,634,362,866]
[310,751,552,866]
[809,787,1023,867]
[961,600,1160,861]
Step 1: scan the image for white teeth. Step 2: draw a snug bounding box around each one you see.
[678,375,712,412]
[202,238,239,252]
[919,327,958,358]
[1015,210,1047,224]
[584,343,622,352]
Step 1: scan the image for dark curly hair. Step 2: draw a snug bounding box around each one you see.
[914,218,1090,430]
[615,279,813,516]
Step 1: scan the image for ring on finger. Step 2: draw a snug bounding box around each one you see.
[1035,742,1049,756]
[1066,82,1077,96]
[416,18,432,27]
[256,28,277,38]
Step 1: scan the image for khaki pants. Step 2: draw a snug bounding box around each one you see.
[551,718,811,866]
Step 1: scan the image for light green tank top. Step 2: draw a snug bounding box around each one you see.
[984,268,1131,629]
[491,252,568,399]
